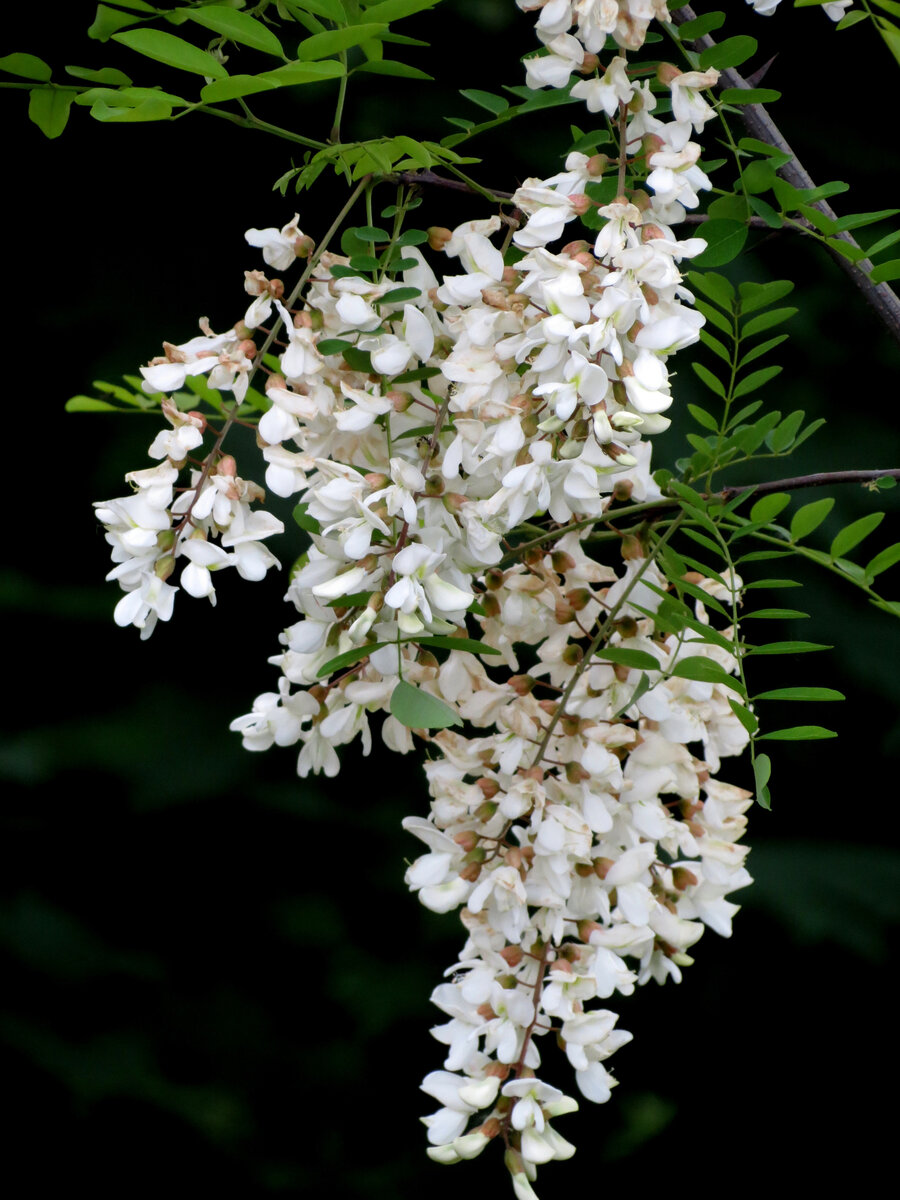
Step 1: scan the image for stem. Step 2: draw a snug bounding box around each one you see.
[721,468,900,499]
[192,103,329,150]
[331,48,349,143]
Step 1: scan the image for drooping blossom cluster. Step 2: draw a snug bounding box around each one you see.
[91,3,761,1196]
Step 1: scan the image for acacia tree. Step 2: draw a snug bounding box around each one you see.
[3,1,899,1194]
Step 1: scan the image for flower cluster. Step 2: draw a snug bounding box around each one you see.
[92,2,758,1194]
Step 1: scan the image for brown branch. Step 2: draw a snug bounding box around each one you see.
[720,468,900,500]
[391,169,514,202]
[671,5,900,346]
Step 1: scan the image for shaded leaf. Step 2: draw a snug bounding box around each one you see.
[187,6,285,57]
[753,687,844,702]
[597,647,661,671]
[0,52,52,80]
[28,88,75,138]
[389,679,462,729]
[790,497,834,541]
[297,24,389,60]
[830,512,884,560]
[757,725,837,741]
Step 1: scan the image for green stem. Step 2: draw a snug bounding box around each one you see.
[191,103,329,149]
[331,48,349,142]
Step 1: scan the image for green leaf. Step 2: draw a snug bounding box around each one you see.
[742,306,797,337]
[738,137,792,167]
[729,698,759,736]
[380,286,421,303]
[745,641,831,656]
[670,656,745,695]
[112,29,228,78]
[837,9,869,27]
[387,135,433,168]
[691,361,727,398]
[870,259,900,284]
[676,10,726,38]
[742,159,777,194]
[0,52,52,81]
[699,35,758,70]
[362,0,441,19]
[354,59,433,80]
[690,220,749,268]
[686,269,734,310]
[187,6,285,57]
[699,329,730,364]
[297,24,389,60]
[323,592,373,609]
[459,88,509,114]
[738,278,794,314]
[739,334,789,367]
[750,493,791,524]
[693,299,732,336]
[293,0,347,19]
[389,679,462,729]
[830,512,885,559]
[720,87,781,104]
[753,752,772,809]
[391,366,442,383]
[792,496,835,540]
[753,687,844,702]
[748,196,782,229]
[743,578,803,590]
[28,88,75,138]
[831,207,900,233]
[315,338,353,356]
[317,642,390,678]
[200,60,343,100]
[742,608,809,620]
[417,636,501,656]
[89,95,172,122]
[597,647,661,671]
[64,64,132,85]
[865,542,900,579]
[688,404,719,432]
[757,726,838,741]
[88,4,146,41]
[865,228,900,257]
[354,224,390,240]
[766,409,805,453]
[292,504,322,534]
[65,395,120,412]
[733,365,782,398]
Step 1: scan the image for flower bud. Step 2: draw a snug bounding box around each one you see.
[417,649,439,669]
[480,1117,502,1139]
[568,193,592,216]
[484,567,506,591]
[562,642,584,666]
[578,51,599,74]
[427,226,452,252]
[500,944,524,967]
[454,830,479,853]
[459,861,482,883]
[612,479,633,502]
[555,599,576,624]
[551,549,576,574]
[474,799,498,823]
[508,674,535,696]
[621,534,644,561]
[577,919,603,941]
[294,233,315,259]
[424,474,444,497]
[565,761,590,783]
[477,776,500,799]
[154,554,175,581]
[672,866,699,891]
[587,153,609,178]
[482,593,502,620]
[614,615,638,639]
[656,61,682,86]
[566,587,592,612]
[156,529,176,552]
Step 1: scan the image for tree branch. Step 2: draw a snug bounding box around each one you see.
[720,468,900,500]
[671,5,900,346]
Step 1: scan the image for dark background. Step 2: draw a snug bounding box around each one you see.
[2,2,898,1194]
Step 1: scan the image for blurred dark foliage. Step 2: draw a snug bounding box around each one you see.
[2,2,898,1195]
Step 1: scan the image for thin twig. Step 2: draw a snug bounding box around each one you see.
[721,468,900,499]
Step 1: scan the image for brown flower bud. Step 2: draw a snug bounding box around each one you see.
[612,479,634,502]
[621,534,644,561]
[477,777,500,799]
[565,761,590,783]
[566,587,592,611]
[154,554,176,581]
[474,799,498,823]
[482,593,502,620]
[428,226,452,252]
[484,567,506,591]
[551,549,576,574]
[555,599,576,624]
[656,61,682,87]
[424,474,444,497]
[568,192,592,216]
[562,642,584,667]
[587,152,609,178]
[508,674,535,696]
[500,944,524,968]
[459,861,482,883]
[672,866,699,892]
